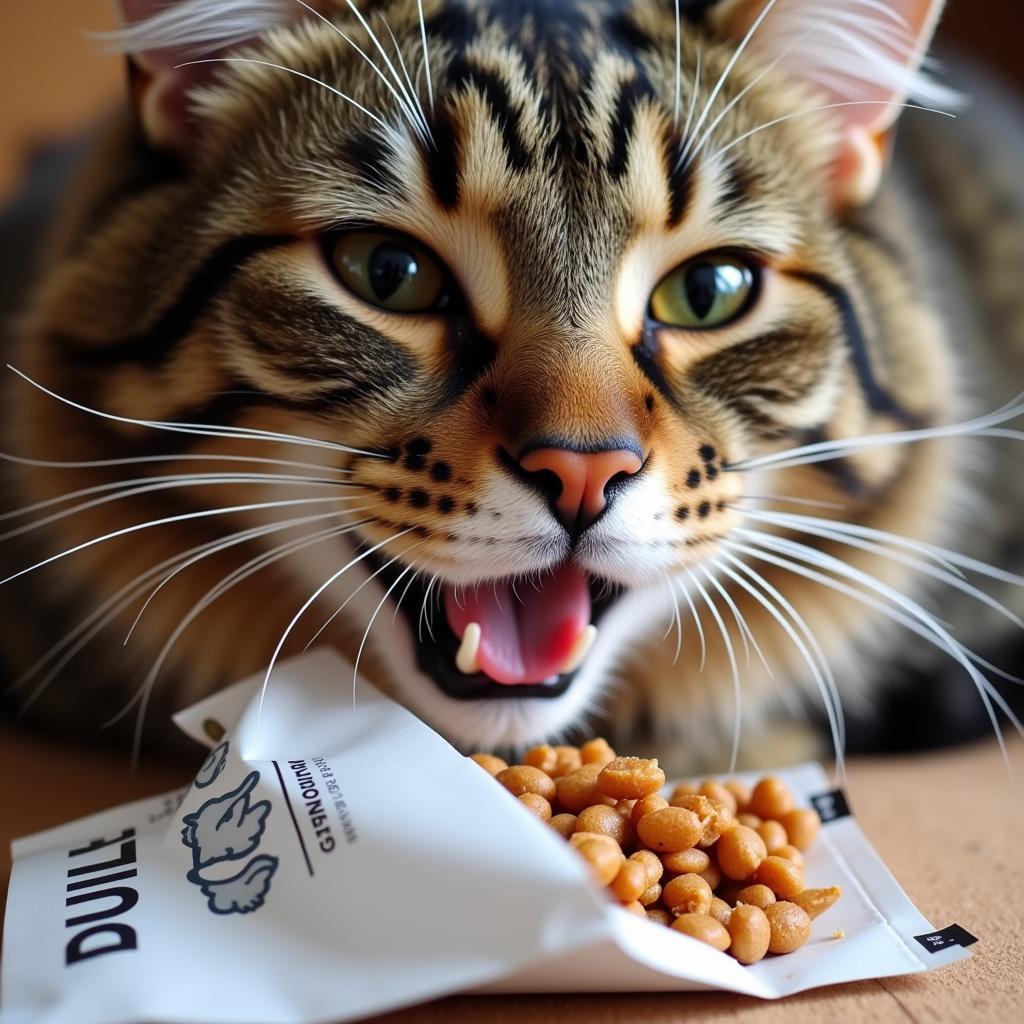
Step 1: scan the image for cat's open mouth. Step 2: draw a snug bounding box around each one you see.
[364,554,621,700]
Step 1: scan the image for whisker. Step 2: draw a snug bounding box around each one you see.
[672,0,682,126]
[0,450,350,476]
[701,564,773,677]
[419,570,441,643]
[416,0,434,114]
[7,364,386,459]
[681,45,702,145]
[675,573,707,670]
[731,494,847,510]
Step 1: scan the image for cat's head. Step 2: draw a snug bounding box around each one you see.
[27,0,955,750]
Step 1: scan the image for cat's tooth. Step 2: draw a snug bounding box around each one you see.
[560,625,598,675]
[455,622,482,675]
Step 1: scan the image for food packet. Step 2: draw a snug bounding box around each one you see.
[0,649,974,1024]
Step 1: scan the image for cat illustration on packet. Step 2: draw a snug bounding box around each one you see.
[180,768,279,914]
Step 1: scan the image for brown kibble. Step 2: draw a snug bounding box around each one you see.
[669,793,733,846]
[575,837,622,886]
[699,862,722,891]
[670,782,699,801]
[629,849,664,887]
[496,765,556,801]
[469,753,508,775]
[725,778,752,811]
[663,873,714,916]
[523,744,557,774]
[556,764,617,813]
[756,820,789,854]
[774,844,804,867]
[622,900,647,916]
[661,848,710,874]
[728,904,772,964]
[749,776,794,820]
[638,883,663,907]
[792,886,843,920]
[631,793,669,827]
[778,809,821,851]
[737,813,763,829]
[576,804,631,846]
[598,756,666,799]
[765,901,812,954]
[518,792,552,821]
[700,779,738,815]
[636,807,703,852]
[569,831,622,855]
[611,859,649,904]
[548,812,577,839]
[580,737,616,766]
[709,896,733,926]
[646,908,674,926]
[735,883,777,910]
[754,856,804,900]
[716,825,768,880]
[671,913,731,951]
[551,745,583,777]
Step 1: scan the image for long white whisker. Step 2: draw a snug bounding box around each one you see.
[732,494,848,510]
[0,450,350,475]
[6,365,385,459]
[701,564,772,677]
[0,495,356,587]
[681,45,702,145]
[257,526,414,723]
[416,0,434,114]
[714,552,845,779]
[672,0,682,126]
[674,573,706,670]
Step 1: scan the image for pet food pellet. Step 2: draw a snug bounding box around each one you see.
[549,812,577,839]
[749,776,794,820]
[469,753,508,775]
[670,782,699,801]
[551,745,583,777]
[700,779,738,815]
[597,756,666,799]
[725,778,752,810]
[576,803,631,846]
[630,793,669,827]
[716,825,768,880]
[580,737,616,766]
[646,908,674,926]
[661,847,710,874]
[518,792,552,821]
[699,861,722,891]
[523,744,558,774]
[709,896,733,926]
[663,873,714,916]
[792,886,843,919]
[774,844,804,867]
[610,859,648,904]
[496,765,556,801]
[728,904,772,964]
[754,856,804,900]
[638,882,663,907]
[568,830,622,856]
[671,913,732,951]
[735,883,777,910]
[575,837,622,886]
[756,819,789,854]
[765,901,812,954]
[622,900,647,916]
[636,807,703,852]
[736,813,762,829]
[629,849,664,887]
[556,764,617,813]
[778,808,821,851]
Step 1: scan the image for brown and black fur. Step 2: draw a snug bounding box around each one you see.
[1,0,1022,769]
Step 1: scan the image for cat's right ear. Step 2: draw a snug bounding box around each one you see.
[107,0,317,156]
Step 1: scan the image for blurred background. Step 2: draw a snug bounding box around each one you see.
[1,0,1023,201]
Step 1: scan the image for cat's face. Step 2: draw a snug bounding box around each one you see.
[15,0,954,750]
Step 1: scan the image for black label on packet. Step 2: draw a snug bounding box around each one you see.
[808,788,851,823]
[913,924,978,953]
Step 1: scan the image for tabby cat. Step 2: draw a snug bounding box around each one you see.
[2,0,1023,770]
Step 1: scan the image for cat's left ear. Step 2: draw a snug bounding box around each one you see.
[107,1,317,156]
[708,0,955,207]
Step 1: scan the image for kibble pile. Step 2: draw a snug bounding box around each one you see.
[470,739,842,964]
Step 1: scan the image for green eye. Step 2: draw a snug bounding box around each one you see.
[650,254,757,329]
[330,230,447,312]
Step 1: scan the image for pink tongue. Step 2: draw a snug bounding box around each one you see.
[444,565,591,685]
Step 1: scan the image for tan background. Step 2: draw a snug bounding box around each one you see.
[2,2,1024,1022]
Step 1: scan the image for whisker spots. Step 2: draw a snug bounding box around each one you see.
[686,467,702,488]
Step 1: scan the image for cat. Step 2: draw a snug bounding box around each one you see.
[2,0,1023,772]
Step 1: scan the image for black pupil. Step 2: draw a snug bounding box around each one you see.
[368,243,418,301]
[684,261,723,321]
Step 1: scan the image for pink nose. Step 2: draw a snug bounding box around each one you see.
[519,447,643,530]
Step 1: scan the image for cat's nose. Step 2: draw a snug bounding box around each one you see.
[519,446,643,531]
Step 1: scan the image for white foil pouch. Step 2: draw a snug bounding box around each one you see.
[1,649,975,1024]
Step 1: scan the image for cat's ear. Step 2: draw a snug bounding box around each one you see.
[107,1,316,155]
[708,0,956,206]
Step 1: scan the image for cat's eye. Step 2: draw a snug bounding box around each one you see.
[329,230,448,313]
[649,254,758,329]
